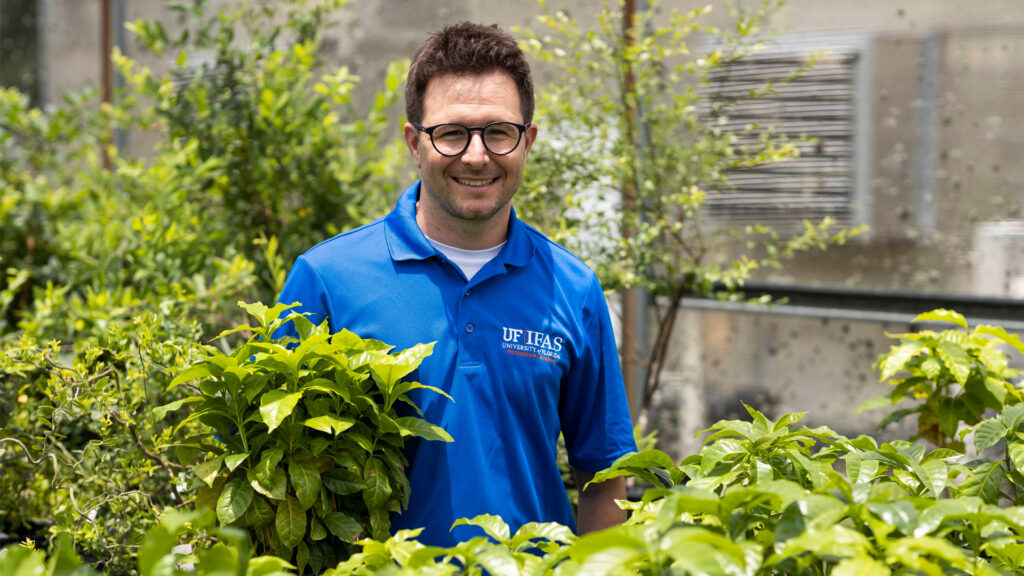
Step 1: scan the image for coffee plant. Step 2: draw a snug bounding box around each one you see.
[159,301,452,575]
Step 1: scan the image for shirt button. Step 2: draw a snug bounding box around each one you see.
[465,289,471,296]
[465,323,475,334]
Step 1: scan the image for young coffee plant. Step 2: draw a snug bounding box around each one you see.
[858,308,1024,449]
[161,301,452,574]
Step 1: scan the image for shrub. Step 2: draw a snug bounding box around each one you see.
[160,302,452,575]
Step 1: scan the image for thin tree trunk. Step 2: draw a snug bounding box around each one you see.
[641,274,692,418]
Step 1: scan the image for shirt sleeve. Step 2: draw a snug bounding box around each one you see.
[560,276,638,473]
[273,255,333,339]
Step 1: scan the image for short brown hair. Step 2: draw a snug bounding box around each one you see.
[405,22,534,125]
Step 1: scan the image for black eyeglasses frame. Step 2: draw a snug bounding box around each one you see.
[410,120,531,157]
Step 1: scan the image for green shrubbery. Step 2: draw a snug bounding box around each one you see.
[6,309,1024,574]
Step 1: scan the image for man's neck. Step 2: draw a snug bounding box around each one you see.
[415,202,511,250]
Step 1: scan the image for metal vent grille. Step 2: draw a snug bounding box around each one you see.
[701,44,862,229]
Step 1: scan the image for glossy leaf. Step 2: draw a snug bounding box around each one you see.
[276,496,306,548]
[289,460,321,510]
[453,514,512,544]
[325,511,363,542]
[260,389,303,433]
[832,556,892,576]
[363,457,392,510]
[217,477,254,526]
[936,340,970,386]
[303,414,355,436]
[879,341,926,381]
[974,418,1008,452]
[395,416,453,442]
[976,324,1024,354]
[913,309,968,329]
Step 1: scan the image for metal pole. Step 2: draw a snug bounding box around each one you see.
[101,0,112,169]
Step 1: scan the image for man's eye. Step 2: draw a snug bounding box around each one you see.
[486,126,517,140]
[435,127,467,140]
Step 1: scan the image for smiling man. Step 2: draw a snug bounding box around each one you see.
[276,22,636,546]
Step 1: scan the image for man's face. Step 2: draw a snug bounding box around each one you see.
[404,71,538,232]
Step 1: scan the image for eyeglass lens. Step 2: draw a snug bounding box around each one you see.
[431,123,522,156]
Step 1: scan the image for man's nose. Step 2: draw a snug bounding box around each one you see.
[460,132,490,166]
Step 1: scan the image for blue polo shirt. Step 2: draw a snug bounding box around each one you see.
[276,181,636,546]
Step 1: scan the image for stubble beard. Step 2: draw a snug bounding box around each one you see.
[424,174,520,224]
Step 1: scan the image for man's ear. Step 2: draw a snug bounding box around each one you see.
[522,122,539,157]
[403,122,422,168]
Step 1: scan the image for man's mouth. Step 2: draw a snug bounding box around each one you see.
[453,176,499,187]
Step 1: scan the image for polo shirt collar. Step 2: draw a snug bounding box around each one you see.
[385,180,534,268]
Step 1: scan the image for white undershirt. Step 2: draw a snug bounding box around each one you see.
[425,235,506,281]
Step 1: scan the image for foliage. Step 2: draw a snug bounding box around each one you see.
[319,402,1024,575]
[0,508,295,576]
[160,301,452,575]
[0,309,201,574]
[1,0,407,343]
[859,308,1024,449]
[515,0,864,419]
[118,0,408,278]
[0,78,256,344]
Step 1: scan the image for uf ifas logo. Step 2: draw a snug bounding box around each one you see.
[501,326,564,363]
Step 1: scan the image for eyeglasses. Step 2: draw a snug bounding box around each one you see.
[411,121,530,157]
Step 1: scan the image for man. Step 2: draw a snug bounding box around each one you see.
[276,22,636,547]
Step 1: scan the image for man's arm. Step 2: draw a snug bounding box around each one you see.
[573,467,627,534]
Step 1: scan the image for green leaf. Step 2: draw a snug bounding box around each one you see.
[937,397,960,440]
[324,511,363,542]
[242,495,275,528]
[296,541,310,576]
[509,522,576,550]
[256,448,284,484]
[224,452,249,472]
[936,340,970,385]
[959,461,1004,504]
[913,309,968,329]
[920,356,942,380]
[289,460,321,510]
[976,324,1024,354]
[153,396,204,420]
[217,477,254,526]
[303,414,355,436]
[832,556,892,576]
[363,457,392,510]
[569,529,646,576]
[974,418,1008,452]
[322,468,366,495]
[700,439,745,474]
[1010,441,1024,473]
[983,377,1008,405]
[276,496,306,548]
[879,341,926,381]
[310,517,327,541]
[369,342,434,395]
[193,455,225,488]
[169,363,213,389]
[260,390,304,433]
[248,466,287,501]
[452,514,512,544]
[395,416,453,442]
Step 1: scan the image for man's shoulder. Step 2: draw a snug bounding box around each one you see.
[518,221,600,286]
